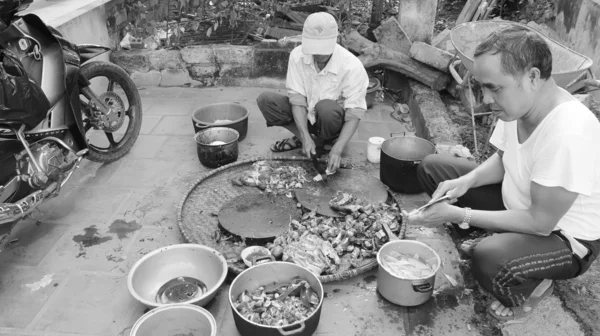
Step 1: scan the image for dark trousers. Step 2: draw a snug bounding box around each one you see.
[256,91,344,142]
[417,154,600,308]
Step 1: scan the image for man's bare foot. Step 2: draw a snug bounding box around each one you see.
[488,279,554,320]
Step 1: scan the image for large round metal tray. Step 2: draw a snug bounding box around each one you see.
[177,156,406,282]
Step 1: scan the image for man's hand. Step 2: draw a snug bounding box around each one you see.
[431,176,474,203]
[401,201,456,227]
[302,136,316,158]
[327,146,343,173]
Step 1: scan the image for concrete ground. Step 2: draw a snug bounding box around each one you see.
[0,86,588,336]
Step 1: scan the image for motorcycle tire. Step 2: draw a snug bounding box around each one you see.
[79,61,142,163]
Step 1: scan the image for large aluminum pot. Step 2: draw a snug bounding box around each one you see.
[229,262,324,336]
[380,134,436,194]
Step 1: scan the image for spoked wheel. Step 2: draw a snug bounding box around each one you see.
[79,61,142,163]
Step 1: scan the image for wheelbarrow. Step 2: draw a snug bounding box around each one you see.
[447,20,600,155]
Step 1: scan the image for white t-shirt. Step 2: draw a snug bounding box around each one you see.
[489,100,600,241]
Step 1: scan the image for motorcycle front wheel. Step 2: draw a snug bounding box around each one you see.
[79,61,143,163]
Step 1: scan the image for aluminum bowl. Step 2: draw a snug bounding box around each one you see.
[127,244,228,309]
[130,303,217,336]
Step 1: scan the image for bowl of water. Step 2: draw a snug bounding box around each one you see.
[127,243,228,309]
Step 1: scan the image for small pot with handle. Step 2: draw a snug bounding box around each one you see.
[377,240,441,307]
[194,127,239,168]
[380,133,436,194]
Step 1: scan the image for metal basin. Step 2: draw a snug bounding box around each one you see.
[127,244,228,309]
[191,102,249,141]
[130,303,217,336]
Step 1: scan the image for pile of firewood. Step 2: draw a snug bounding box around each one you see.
[340,0,501,92]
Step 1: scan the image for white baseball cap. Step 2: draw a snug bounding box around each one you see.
[302,12,338,55]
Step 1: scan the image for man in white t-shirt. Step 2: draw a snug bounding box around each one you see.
[405,25,600,321]
[256,12,368,173]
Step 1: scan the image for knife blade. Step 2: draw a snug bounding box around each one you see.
[310,153,327,183]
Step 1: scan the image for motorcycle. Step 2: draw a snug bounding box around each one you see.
[0,1,143,242]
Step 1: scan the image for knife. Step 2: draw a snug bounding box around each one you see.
[310,152,328,183]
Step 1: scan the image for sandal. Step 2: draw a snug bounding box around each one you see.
[270,136,302,153]
[488,280,554,321]
[460,237,485,257]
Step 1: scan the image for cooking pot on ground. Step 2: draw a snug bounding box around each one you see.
[191,102,249,141]
[195,127,239,168]
[380,133,436,194]
[377,240,441,307]
[229,262,324,336]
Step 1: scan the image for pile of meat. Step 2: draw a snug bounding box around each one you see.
[267,192,402,275]
[231,161,308,197]
[233,278,320,327]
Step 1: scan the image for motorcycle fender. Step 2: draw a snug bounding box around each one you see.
[64,64,87,150]
[78,44,111,64]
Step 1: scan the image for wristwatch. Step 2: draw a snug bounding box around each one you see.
[459,207,472,229]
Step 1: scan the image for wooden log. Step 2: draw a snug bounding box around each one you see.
[265,27,301,40]
[373,17,412,53]
[342,30,450,91]
[397,0,437,43]
[432,28,451,49]
[456,0,483,25]
[409,42,454,73]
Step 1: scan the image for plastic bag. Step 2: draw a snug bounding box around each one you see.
[0,50,50,128]
[283,234,340,275]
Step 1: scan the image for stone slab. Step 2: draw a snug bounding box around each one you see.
[32,274,143,334]
[160,69,192,87]
[110,51,150,74]
[254,49,289,78]
[130,70,162,88]
[0,266,67,329]
[122,135,170,159]
[147,49,186,70]
[214,45,254,65]
[0,220,69,267]
[45,187,130,226]
[105,159,188,189]
[181,45,216,64]
[143,98,199,116]
[149,115,195,136]
[38,222,139,274]
[123,227,185,270]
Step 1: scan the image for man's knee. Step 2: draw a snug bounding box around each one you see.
[314,99,343,123]
[256,91,276,112]
[471,235,512,282]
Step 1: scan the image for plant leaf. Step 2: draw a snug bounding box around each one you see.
[207,27,213,37]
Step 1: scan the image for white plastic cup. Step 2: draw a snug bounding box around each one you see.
[367,137,385,163]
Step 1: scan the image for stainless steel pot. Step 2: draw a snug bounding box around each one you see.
[380,134,436,194]
[194,127,239,168]
[229,262,324,336]
[377,240,441,307]
[191,102,249,141]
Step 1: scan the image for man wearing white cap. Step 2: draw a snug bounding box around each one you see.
[257,12,369,173]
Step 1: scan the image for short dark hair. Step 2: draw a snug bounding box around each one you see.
[474,25,553,80]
